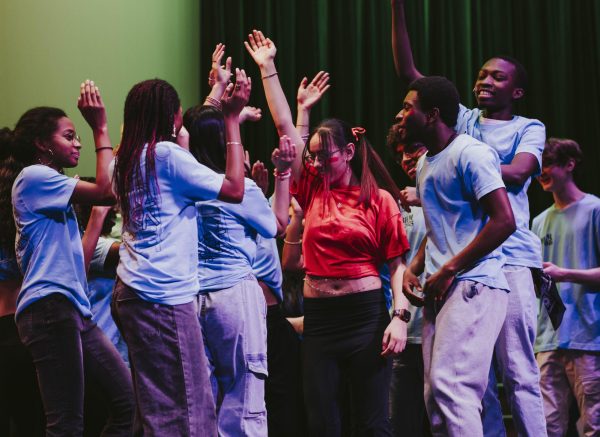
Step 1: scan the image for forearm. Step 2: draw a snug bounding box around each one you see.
[282,216,304,272]
[296,106,311,139]
[390,257,410,311]
[271,176,291,236]
[93,127,115,201]
[81,208,109,273]
[554,267,600,288]
[219,115,245,202]
[391,0,424,83]
[407,237,426,275]
[204,83,228,108]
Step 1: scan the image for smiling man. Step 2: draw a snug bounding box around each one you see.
[398,76,516,437]
[391,1,547,435]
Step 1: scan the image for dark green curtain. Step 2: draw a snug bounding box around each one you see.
[199,0,600,216]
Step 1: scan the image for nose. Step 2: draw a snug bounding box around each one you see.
[395,110,404,121]
[74,138,82,149]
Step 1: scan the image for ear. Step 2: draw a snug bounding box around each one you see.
[34,138,49,155]
[512,87,524,100]
[427,107,440,124]
[565,158,576,173]
[345,142,355,161]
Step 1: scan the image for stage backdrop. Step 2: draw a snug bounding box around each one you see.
[199,0,600,216]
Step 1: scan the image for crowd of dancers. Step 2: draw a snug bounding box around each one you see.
[1,4,599,436]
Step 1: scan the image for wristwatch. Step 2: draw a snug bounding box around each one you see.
[392,308,411,323]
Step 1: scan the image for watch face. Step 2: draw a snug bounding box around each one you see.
[394,309,411,322]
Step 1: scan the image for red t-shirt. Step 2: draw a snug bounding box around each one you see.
[292,166,409,279]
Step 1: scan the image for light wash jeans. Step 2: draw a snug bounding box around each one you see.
[198,275,268,437]
[481,265,547,437]
[422,280,508,437]
[112,279,217,436]
[537,350,600,437]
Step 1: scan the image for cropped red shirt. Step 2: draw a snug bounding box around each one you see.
[292,167,409,279]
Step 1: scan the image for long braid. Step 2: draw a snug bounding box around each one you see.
[114,79,180,230]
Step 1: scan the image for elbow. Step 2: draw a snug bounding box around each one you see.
[218,186,244,204]
[273,116,295,136]
[502,216,517,241]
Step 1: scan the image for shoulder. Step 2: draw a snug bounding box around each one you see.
[456,135,498,161]
[512,115,546,132]
[375,189,401,213]
[532,206,553,227]
[19,164,59,182]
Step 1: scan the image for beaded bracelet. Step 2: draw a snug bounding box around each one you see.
[204,96,222,111]
[273,168,292,180]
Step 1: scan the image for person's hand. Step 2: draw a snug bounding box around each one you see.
[208,43,232,89]
[399,186,420,212]
[402,269,424,306]
[290,196,304,218]
[381,317,407,357]
[239,106,262,124]
[271,135,297,172]
[297,71,331,111]
[176,125,190,151]
[543,261,566,282]
[244,29,277,67]
[251,160,269,195]
[424,265,455,302]
[77,80,107,133]
[221,68,251,117]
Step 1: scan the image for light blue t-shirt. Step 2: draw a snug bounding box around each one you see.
[402,205,427,344]
[532,194,600,352]
[197,178,277,291]
[416,134,509,292]
[0,246,20,281]
[114,141,224,305]
[456,105,545,268]
[12,165,92,317]
[253,234,283,303]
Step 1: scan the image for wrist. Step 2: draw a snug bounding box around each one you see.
[259,63,277,74]
[92,125,109,136]
[442,262,459,277]
[392,308,411,323]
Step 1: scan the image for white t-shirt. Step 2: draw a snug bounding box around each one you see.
[12,165,92,317]
[456,105,545,268]
[416,134,509,291]
[113,141,224,305]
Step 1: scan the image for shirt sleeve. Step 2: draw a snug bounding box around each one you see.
[89,236,118,274]
[165,143,225,202]
[240,180,277,238]
[514,120,546,176]
[16,165,77,214]
[461,144,506,201]
[377,191,410,262]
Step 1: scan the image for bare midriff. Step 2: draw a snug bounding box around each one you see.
[0,279,21,317]
[303,275,382,298]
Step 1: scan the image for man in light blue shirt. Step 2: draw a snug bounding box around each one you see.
[397,76,516,437]
[532,138,600,437]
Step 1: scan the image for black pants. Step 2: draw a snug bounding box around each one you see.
[265,305,307,437]
[0,314,45,436]
[303,290,392,437]
[16,293,134,436]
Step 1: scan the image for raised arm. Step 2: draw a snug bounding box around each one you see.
[218,68,251,203]
[281,197,304,273]
[81,206,111,274]
[391,0,425,83]
[424,188,516,299]
[271,135,297,236]
[204,43,232,110]
[296,71,330,139]
[71,80,115,205]
[245,30,304,183]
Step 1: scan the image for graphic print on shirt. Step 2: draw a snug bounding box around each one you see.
[125,186,162,250]
[197,204,226,262]
[403,212,414,231]
[541,233,553,247]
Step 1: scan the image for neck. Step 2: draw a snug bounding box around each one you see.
[425,125,457,156]
[331,167,359,189]
[481,106,513,120]
[552,180,585,209]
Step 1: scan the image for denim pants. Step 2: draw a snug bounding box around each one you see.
[112,279,217,437]
[537,350,600,437]
[16,293,134,437]
[481,265,547,437]
[198,276,269,437]
[422,280,508,437]
[389,344,430,437]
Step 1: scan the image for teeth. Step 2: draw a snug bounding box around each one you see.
[478,90,493,96]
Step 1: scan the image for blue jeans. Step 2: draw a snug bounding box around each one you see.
[198,276,269,437]
[16,293,134,436]
[112,279,217,437]
[481,266,547,437]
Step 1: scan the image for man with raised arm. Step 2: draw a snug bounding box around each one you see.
[391,2,548,435]
[399,75,515,437]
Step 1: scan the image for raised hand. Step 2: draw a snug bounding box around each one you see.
[239,106,262,124]
[271,135,297,172]
[244,29,277,67]
[297,71,331,111]
[208,43,232,89]
[221,68,252,117]
[251,160,269,195]
[77,80,107,133]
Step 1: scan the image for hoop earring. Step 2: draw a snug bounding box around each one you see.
[172,125,177,139]
[38,148,54,166]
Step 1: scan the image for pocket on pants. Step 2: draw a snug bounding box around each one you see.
[244,354,268,417]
